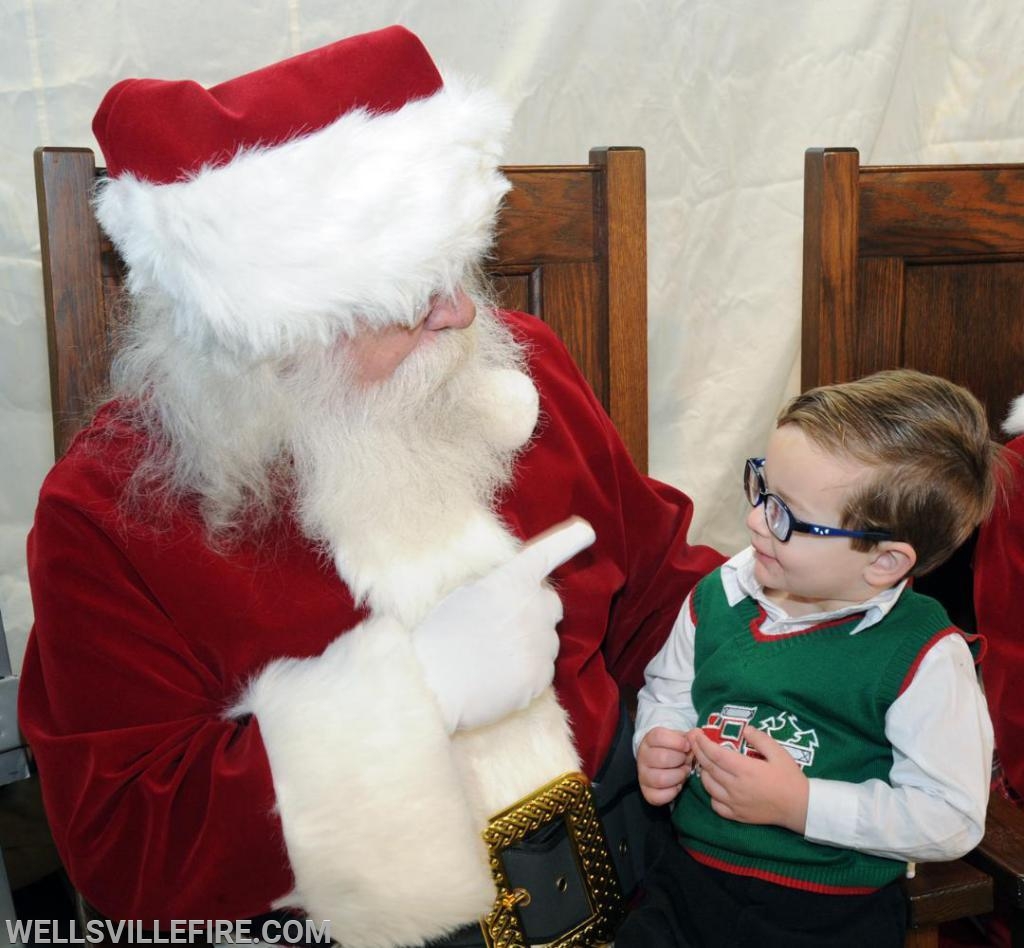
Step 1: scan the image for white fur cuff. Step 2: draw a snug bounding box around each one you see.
[232,615,494,947]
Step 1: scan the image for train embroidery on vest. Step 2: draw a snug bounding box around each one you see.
[701,705,819,769]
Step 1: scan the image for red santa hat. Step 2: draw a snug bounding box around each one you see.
[92,26,512,359]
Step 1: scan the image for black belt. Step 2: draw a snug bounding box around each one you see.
[427,702,661,947]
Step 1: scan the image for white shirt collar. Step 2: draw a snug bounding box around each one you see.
[721,546,908,635]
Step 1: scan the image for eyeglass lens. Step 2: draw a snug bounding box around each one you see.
[744,459,791,542]
[764,495,790,541]
[744,460,761,506]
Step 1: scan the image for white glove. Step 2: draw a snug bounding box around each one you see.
[411,517,596,733]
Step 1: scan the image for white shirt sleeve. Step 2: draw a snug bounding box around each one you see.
[633,593,699,756]
[804,633,993,862]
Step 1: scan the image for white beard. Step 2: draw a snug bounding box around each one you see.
[286,308,539,626]
[112,296,534,580]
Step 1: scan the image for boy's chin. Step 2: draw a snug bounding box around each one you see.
[751,552,778,587]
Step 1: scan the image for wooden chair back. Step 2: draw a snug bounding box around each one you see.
[34,146,649,471]
[802,146,1024,948]
[802,146,1024,437]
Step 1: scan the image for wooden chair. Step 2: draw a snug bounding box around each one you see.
[803,145,1024,947]
[34,145,648,471]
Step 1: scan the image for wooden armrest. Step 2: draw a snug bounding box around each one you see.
[903,859,993,929]
[966,792,1024,910]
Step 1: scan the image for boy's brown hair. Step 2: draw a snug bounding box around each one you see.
[777,369,999,577]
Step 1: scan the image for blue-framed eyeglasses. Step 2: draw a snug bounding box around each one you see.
[744,457,893,544]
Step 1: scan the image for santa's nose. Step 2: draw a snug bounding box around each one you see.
[424,288,476,331]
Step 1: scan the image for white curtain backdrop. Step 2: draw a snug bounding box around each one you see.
[2,0,1022,671]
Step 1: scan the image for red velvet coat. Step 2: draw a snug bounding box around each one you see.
[21,312,722,929]
[975,433,1024,801]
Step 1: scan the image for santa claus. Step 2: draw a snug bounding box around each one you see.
[21,25,722,947]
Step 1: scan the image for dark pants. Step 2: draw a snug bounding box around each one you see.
[615,823,907,948]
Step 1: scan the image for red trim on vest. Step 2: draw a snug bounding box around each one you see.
[962,631,987,665]
[897,627,987,696]
[688,593,698,627]
[685,848,881,895]
[898,627,953,696]
[747,603,865,642]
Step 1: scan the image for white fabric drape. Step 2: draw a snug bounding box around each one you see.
[2,0,1022,671]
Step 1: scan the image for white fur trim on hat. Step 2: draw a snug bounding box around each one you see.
[1003,393,1024,436]
[94,76,511,361]
[231,615,493,946]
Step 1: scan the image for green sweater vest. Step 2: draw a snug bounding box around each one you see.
[673,568,963,892]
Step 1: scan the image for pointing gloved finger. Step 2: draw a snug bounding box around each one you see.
[516,517,596,581]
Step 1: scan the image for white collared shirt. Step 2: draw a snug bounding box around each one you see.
[635,546,993,862]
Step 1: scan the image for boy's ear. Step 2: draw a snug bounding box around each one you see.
[864,542,917,588]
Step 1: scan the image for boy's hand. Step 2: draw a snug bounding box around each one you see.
[689,725,809,833]
[637,727,694,805]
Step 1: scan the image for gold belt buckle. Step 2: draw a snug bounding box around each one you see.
[479,771,623,948]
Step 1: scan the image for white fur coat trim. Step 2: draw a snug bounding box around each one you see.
[93,76,511,361]
[1004,393,1024,435]
[232,615,494,948]
[452,687,582,825]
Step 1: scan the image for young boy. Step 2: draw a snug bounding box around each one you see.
[619,369,998,948]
